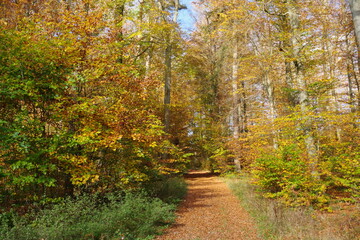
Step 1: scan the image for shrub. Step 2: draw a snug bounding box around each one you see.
[320,142,360,202]
[103,193,176,239]
[1,192,176,240]
[252,144,329,208]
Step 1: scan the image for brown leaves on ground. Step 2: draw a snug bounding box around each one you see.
[156,171,261,240]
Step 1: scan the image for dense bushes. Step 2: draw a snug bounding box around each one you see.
[320,142,360,201]
[253,145,328,208]
[252,142,360,209]
[0,178,187,240]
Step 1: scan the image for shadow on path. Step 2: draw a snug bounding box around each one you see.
[175,171,224,212]
[184,170,220,179]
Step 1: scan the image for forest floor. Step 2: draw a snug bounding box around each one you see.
[156,171,261,240]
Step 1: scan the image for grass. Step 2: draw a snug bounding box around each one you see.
[226,176,360,240]
[0,177,187,240]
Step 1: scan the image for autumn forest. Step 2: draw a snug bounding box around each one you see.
[0,0,360,239]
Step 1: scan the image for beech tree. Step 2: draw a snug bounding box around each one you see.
[1,0,359,210]
[349,0,360,60]
[0,0,189,206]
[184,0,359,207]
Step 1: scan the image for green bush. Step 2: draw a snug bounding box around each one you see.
[320,142,360,201]
[1,192,176,240]
[252,144,328,208]
[104,193,176,239]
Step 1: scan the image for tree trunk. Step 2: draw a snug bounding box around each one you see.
[138,0,152,76]
[349,0,360,58]
[161,0,180,133]
[348,49,360,109]
[231,35,241,172]
[164,43,172,133]
[264,70,278,149]
[286,0,318,176]
[239,81,248,133]
[115,1,125,64]
[231,38,240,139]
[322,25,342,141]
[347,62,356,112]
[349,0,360,109]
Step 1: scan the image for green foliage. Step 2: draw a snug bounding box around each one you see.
[1,192,176,240]
[253,144,329,208]
[320,142,360,201]
[187,115,233,173]
[0,5,190,207]
[0,25,76,203]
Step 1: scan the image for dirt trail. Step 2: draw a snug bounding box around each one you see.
[156,171,261,240]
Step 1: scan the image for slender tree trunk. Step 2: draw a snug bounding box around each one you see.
[232,39,240,139]
[145,48,152,75]
[161,0,180,133]
[138,0,152,76]
[351,56,360,107]
[264,70,278,149]
[164,43,172,133]
[347,62,356,112]
[345,35,356,111]
[265,23,278,149]
[284,60,296,107]
[322,27,342,141]
[239,81,248,133]
[348,51,360,108]
[350,0,360,33]
[286,0,318,176]
[329,67,342,141]
[349,0,360,62]
[115,1,125,64]
[349,0,360,109]
[231,35,241,171]
[251,23,278,149]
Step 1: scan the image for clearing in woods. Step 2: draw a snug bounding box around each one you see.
[156,171,261,240]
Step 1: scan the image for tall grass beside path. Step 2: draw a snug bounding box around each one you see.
[225,175,360,240]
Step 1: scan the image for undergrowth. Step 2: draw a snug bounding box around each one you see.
[144,177,187,204]
[0,177,187,240]
[226,176,360,240]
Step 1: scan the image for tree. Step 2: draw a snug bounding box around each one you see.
[0,0,190,207]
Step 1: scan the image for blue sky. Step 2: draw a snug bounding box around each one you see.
[178,0,197,32]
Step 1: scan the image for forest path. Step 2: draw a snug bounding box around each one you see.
[156,171,261,240]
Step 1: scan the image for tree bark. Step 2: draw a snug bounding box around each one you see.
[231,38,240,139]
[347,62,356,112]
[264,70,278,149]
[286,0,318,176]
[164,43,172,133]
[115,1,126,64]
[231,35,242,172]
[161,0,180,133]
[239,81,248,133]
[349,0,360,53]
[349,0,360,109]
